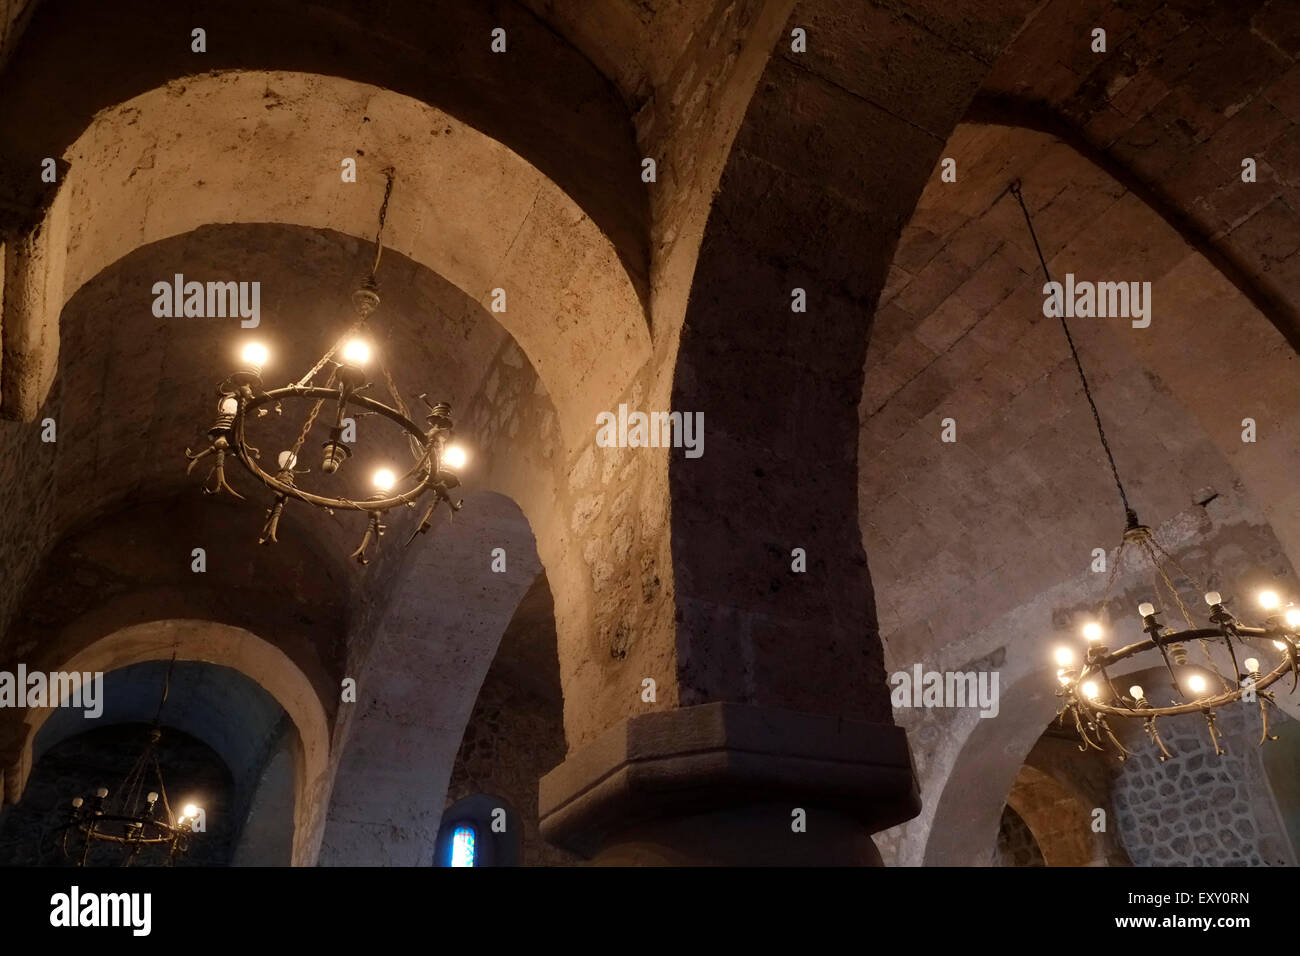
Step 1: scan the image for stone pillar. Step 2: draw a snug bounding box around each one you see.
[539,703,917,865]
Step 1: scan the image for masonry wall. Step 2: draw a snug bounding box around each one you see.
[1113,705,1295,866]
[443,653,577,867]
[994,805,1044,866]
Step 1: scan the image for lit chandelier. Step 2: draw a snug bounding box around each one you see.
[55,658,202,866]
[184,169,467,563]
[1010,182,1300,761]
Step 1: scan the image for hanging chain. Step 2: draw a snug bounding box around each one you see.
[1010,182,1241,692]
[1010,181,1137,527]
[378,351,426,462]
[289,367,338,461]
[369,167,396,282]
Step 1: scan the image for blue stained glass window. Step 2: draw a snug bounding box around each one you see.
[450,825,477,867]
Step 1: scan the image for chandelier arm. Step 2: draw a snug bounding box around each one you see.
[1094,659,1137,713]
[1010,180,1135,525]
[1083,644,1289,718]
[1203,710,1225,756]
[1147,626,1184,699]
[1219,624,1243,688]
[234,388,441,510]
[1260,693,1279,745]
[1144,716,1174,760]
[1068,704,1105,752]
[1096,714,1132,759]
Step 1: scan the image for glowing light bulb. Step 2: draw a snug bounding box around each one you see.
[1054,647,1074,667]
[241,343,268,368]
[277,451,297,470]
[1082,622,1103,642]
[1138,602,1156,617]
[219,396,239,416]
[1129,685,1144,700]
[95,787,109,798]
[1245,658,1260,674]
[1275,640,1288,651]
[183,804,198,819]
[1204,591,1222,606]
[342,339,371,366]
[147,792,158,804]
[442,444,468,470]
[1187,674,1207,694]
[372,468,395,492]
[1285,609,1300,629]
[1082,681,1099,699]
[1259,590,1281,610]
[71,797,83,808]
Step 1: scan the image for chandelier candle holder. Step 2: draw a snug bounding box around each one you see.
[55,657,202,866]
[1010,181,1300,761]
[185,169,468,563]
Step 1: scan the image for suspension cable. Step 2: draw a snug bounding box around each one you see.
[1009,180,1137,528]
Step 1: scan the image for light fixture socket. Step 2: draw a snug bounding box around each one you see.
[337,362,368,391]
[321,429,352,474]
[228,367,264,390]
[351,283,381,317]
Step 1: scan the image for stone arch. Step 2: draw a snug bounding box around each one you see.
[1004,763,1102,867]
[862,118,1300,865]
[9,619,330,866]
[319,489,546,866]
[660,3,1044,729]
[0,0,646,293]
[2,69,650,442]
[23,659,287,866]
[971,0,1300,349]
[920,666,1059,867]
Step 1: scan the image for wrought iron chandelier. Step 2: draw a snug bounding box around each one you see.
[185,168,467,563]
[55,657,202,866]
[1010,181,1300,761]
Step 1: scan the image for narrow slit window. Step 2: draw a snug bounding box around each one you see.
[449,825,477,867]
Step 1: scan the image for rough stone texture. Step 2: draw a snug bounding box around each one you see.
[993,805,1045,866]
[318,492,542,866]
[1113,702,1295,866]
[0,0,1298,866]
[977,0,1300,349]
[1003,738,1130,866]
[231,727,295,866]
[0,0,648,299]
[443,573,578,867]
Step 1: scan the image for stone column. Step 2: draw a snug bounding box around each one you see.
[539,703,916,865]
[535,0,1028,863]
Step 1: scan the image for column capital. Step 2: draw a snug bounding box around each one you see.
[539,702,919,858]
